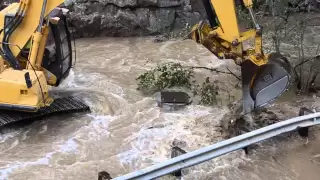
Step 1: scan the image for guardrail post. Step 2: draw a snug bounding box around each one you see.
[297,107,314,137]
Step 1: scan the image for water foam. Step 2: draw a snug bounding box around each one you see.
[0,152,54,180]
[0,114,116,179]
[0,130,20,144]
[116,105,215,170]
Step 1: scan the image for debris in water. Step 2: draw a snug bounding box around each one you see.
[153,35,169,43]
[221,102,283,154]
[155,91,192,111]
[98,171,112,180]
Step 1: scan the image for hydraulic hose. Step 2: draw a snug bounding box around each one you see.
[201,0,219,28]
[2,2,25,69]
[3,12,24,69]
[0,1,24,69]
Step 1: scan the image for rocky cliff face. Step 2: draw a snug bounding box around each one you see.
[3,0,320,38]
[63,0,205,37]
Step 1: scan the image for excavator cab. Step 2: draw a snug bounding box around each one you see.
[41,8,73,86]
[189,0,292,114]
[0,1,89,127]
[20,8,73,87]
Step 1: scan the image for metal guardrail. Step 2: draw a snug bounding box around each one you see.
[111,110,320,180]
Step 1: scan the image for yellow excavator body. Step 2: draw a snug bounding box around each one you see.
[0,0,62,112]
[0,68,51,112]
[0,0,89,126]
[189,0,292,114]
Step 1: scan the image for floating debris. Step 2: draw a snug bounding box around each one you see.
[155,91,192,111]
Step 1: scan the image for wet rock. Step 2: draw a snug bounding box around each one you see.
[152,34,169,42]
[138,0,158,7]
[172,138,187,148]
[246,109,280,131]
[220,103,285,155]
[63,0,204,37]
[98,171,112,180]
[101,0,138,7]
[190,0,207,17]
[3,0,205,37]
[221,100,283,139]
[68,2,178,37]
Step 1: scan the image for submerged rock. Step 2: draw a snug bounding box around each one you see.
[220,100,283,139]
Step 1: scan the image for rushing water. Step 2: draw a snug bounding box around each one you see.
[0,37,320,180]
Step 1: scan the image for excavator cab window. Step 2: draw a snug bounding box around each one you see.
[19,9,72,87]
[201,0,246,30]
[42,9,73,86]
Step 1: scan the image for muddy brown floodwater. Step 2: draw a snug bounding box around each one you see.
[0,37,320,180]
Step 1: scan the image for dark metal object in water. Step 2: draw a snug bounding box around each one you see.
[156,91,192,111]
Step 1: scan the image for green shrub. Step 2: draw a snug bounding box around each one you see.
[198,78,220,106]
[136,63,222,106]
[136,62,194,93]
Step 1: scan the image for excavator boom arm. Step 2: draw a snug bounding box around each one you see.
[0,0,64,66]
[189,0,292,114]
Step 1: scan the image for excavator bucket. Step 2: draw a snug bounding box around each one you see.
[186,0,292,114]
[242,53,292,114]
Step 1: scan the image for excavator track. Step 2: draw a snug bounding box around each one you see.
[0,96,90,127]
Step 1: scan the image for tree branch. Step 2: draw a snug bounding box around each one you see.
[186,66,241,81]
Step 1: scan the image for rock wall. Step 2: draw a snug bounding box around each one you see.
[3,0,320,38]
[0,0,206,37]
[64,0,206,37]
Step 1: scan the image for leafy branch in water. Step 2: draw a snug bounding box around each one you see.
[197,77,220,106]
[136,63,194,93]
[136,62,233,106]
[188,66,241,80]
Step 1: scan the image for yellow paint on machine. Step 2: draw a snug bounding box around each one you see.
[0,68,50,111]
[0,0,65,111]
[0,0,64,58]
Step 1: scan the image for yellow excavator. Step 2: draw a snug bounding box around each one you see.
[0,0,290,126]
[189,0,292,114]
[0,0,90,127]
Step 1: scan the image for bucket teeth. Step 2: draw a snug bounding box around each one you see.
[0,96,90,127]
